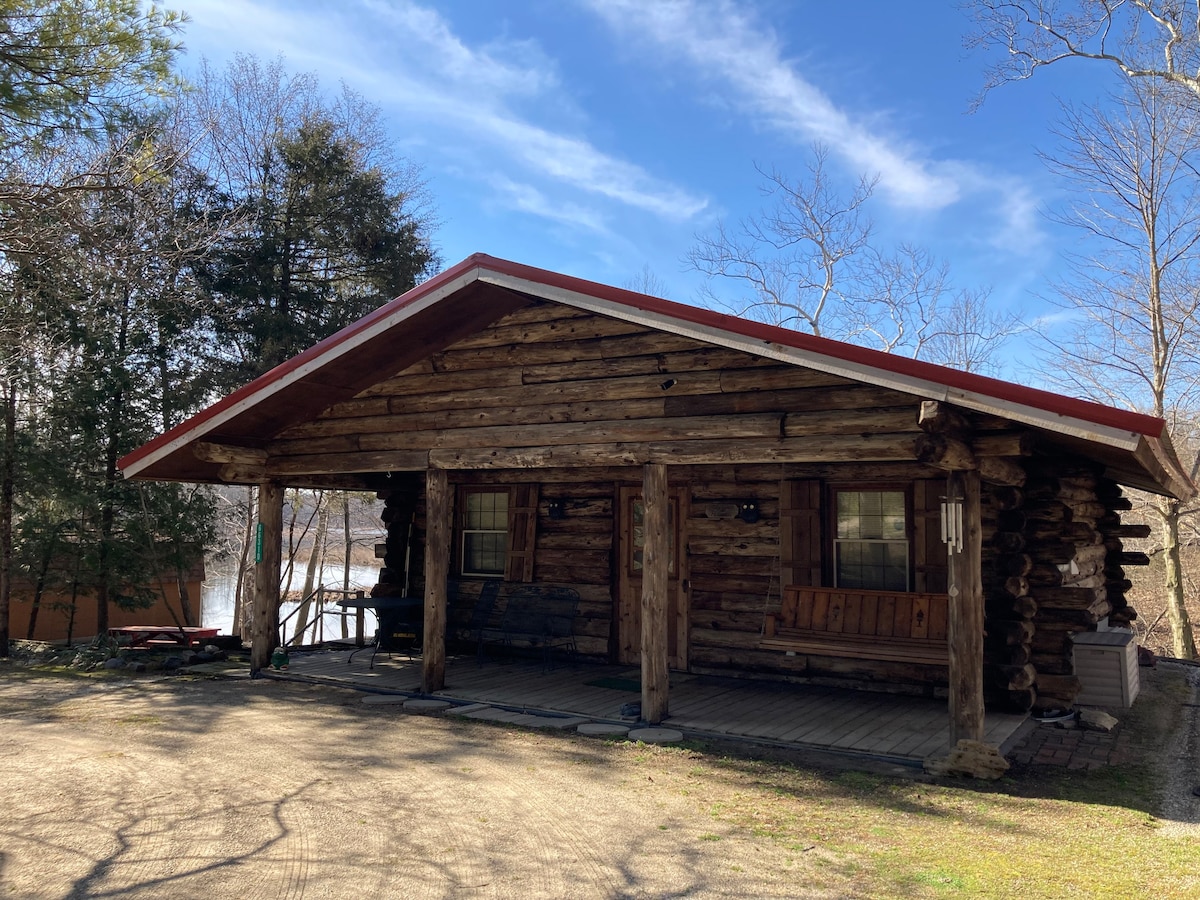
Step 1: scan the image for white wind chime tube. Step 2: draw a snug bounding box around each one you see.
[941,496,964,553]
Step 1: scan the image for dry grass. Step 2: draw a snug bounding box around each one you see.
[594,663,1199,898]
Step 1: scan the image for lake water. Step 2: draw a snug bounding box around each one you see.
[201,564,382,638]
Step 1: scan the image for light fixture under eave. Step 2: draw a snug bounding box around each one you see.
[547,499,567,520]
[737,500,760,523]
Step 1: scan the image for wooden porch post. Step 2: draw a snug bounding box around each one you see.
[250,481,283,674]
[947,468,985,745]
[422,467,451,693]
[641,462,670,724]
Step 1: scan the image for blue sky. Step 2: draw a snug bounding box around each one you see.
[175,0,1120,380]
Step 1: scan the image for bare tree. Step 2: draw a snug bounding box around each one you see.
[623,264,672,298]
[965,0,1200,102]
[689,144,1017,369]
[689,148,873,335]
[1039,81,1200,657]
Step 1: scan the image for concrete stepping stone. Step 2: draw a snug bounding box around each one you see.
[528,716,591,730]
[446,703,494,716]
[577,723,631,737]
[403,698,452,714]
[362,694,408,705]
[628,726,684,744]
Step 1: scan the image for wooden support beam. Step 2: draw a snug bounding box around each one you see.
[977,456,1026,487]
[267,450,429,476]
[194,441,268,465]
[915,433,977,471]
[641,462,670,725]
[422,468,451,693]
[947,469,985,746]
[218,462,268,483]
[250,482,283,673]
[918,400,970,434]
[429,433,918,470]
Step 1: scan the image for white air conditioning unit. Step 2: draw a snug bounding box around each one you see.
[1071,631,1139,709]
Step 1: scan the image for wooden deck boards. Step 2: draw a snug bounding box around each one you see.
[280,649,1028,762]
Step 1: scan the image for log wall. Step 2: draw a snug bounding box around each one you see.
[309,299,1124,701]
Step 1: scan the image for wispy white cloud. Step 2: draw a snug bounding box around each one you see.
[487,175,612,235]
[180,0,707,225]
[581,0,961,210]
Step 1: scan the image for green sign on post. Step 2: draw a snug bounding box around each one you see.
[255,522,264,564]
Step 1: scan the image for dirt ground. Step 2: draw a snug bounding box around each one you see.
[0,669,854,899]
[0,663,1196,899]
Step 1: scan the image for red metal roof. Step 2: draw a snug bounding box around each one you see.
[118,253,1186,495]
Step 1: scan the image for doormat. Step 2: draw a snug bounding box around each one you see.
[584,677,641,692]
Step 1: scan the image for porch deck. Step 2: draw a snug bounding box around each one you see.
[278,648,1029,764]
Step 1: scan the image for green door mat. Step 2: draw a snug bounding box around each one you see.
[584,677,641,692]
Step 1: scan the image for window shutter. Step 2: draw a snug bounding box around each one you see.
[780,479,822,587]
[504,484,539,583]
[912,479,947,593]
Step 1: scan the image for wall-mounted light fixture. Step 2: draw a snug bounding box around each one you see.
[547,499,567,520]
[737,500,760,524]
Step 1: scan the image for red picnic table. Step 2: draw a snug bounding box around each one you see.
[108,626,220,648]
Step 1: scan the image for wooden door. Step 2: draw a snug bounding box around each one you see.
[616,486,688,670]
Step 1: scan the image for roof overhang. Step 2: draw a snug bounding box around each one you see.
[119,254,1196,500]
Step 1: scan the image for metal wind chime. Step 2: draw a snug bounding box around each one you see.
[940,493,965,554]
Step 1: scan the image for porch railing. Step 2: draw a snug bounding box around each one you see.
[279,585,369,648]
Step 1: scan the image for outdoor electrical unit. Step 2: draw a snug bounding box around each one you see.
[1071,631,1140,709]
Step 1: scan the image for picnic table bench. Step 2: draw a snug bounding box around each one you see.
[759,586,949,666]
[108,626,220,648]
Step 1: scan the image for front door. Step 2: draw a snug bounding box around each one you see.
[616,486,688,670]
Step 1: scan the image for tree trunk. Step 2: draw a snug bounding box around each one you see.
[0,380,14,656]
[27,524,61,639]
[293,494,329,644]
[342,495,352,639]
[251,482,284,672]
[422,469,450,693]
[232,486,255,639]
[1157,496,1197,660]
[641,462,671,725]
[947,469,985,746]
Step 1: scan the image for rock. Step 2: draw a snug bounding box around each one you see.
[130,662,147,673]
[103,658,127,670]
[195,652,216,663]
[1078,709,1119,733]
[627,727,684,744]
[618,701,641,719]
[403,699,452,714]
[162,656,183,671]
[924,740,1010,780]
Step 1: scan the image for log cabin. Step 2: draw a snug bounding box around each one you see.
[118,254,1195,741]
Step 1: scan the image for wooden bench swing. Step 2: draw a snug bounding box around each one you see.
[760,585,950,666]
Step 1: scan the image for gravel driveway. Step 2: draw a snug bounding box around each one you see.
[0,673,828,899]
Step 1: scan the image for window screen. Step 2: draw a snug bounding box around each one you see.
[834,490,908,590]
[462,490,508,576]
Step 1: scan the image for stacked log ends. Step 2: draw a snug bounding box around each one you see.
[982,476,1037,712]
[1016,466,1145,710]
[373,485,420,598]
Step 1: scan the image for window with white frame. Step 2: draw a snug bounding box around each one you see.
[833,489,908,591]
[461,489,508,577]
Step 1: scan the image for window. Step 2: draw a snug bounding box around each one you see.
[461,489,508,577]
[833,489,908,591]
